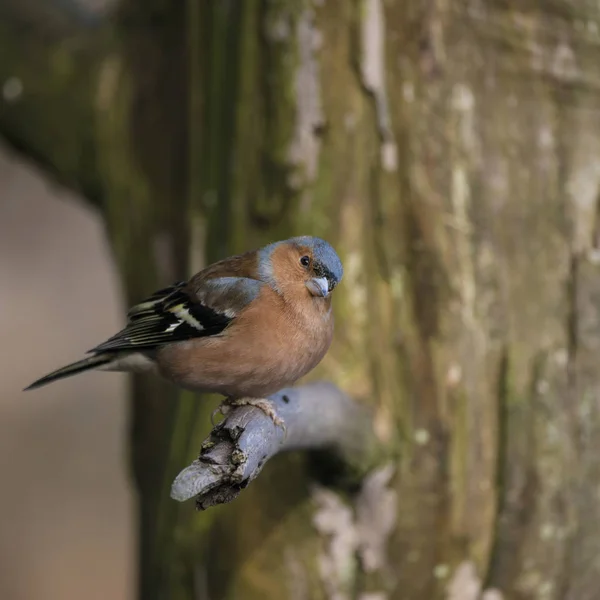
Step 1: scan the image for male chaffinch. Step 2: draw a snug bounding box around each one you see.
[25,236,343,427]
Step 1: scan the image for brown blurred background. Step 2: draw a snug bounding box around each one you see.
[0,141,132,600]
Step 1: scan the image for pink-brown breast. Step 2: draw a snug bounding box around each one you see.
[155,284,334,398]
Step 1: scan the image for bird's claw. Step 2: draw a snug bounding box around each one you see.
[211,397,287,440]
[227,397,287,439]
[210,403,231,427]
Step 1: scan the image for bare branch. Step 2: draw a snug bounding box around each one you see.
[171,382,381,510]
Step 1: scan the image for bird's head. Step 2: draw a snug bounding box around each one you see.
[259,236,343,298]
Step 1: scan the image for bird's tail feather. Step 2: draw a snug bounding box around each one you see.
[24,354,113,391]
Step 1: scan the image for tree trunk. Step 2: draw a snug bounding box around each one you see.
[4,1,600,599]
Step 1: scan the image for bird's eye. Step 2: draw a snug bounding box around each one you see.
[300,255,310,267]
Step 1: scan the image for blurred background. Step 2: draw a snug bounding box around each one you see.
[4,1,600,600]
[0,142,132,600]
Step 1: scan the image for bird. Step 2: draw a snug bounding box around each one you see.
[25,236,343,429]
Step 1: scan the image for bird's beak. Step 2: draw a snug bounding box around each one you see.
[306,277,329,297]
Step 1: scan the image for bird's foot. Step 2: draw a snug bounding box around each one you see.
[211,397,287,439]
[210,403,226,427]
[229,397,287,436]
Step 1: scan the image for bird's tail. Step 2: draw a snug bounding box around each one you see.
[24,354,113,391]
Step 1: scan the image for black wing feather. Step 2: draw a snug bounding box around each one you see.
[89,277,262,354]
[91,288,232,353]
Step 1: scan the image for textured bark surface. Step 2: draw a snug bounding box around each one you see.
[4,0,600,599]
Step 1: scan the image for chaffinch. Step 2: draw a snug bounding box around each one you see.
[25,236,343,427]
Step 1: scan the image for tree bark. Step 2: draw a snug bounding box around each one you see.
[5,1,600,599]
[0,0,106,203]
